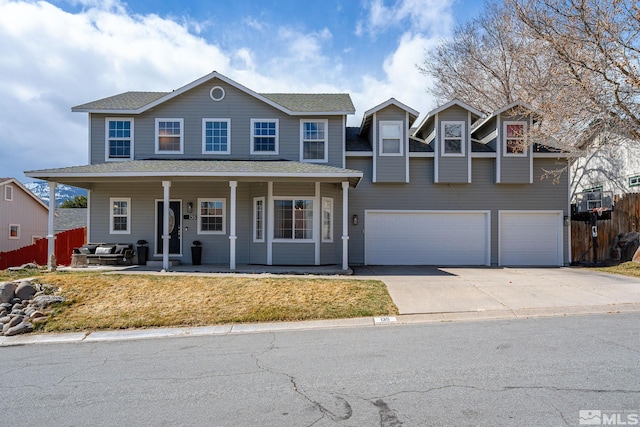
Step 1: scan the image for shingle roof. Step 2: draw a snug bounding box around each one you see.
[345,127,372,151]
[73,92,354,114]
[26,160,363,187]
[55,208,87,232]
[73,92,168,111]
[409,137,433,152]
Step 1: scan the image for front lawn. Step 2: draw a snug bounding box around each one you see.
[594,262,640,278]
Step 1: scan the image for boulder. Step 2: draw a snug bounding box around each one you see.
[633,247,640,263]
[15,281,37,301]
[0,282,17,304]
[31,295,66,309]
[8,315,25,328]
[4,321,34,336]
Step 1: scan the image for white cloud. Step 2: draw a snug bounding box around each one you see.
[357,0,454,38]
[0,0,456,181]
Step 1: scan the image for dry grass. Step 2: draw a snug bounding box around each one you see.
[8,271,397,332]
[594,262,640,278]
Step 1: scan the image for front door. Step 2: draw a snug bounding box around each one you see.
[156,201,181,255]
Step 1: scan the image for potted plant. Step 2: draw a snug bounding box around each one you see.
[136,240,149,265]
[191,240,202,265]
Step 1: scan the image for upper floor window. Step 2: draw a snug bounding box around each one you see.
[202,119,231,154]
[110,198,130,234]
[198,198,226,234]
[4,185,13,201]
[300,120,328,162]
[106,118,134,161]
[629,175,640,187]
[379,121,403,156]
[156,119,184,154]
[441,121,465,157]
[251,119,278,154]
[504,121,527,156]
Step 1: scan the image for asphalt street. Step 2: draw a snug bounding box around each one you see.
[2,312,639,426]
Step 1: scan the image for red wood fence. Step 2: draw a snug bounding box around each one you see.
[0,227,86,270]
[572,193,640,263]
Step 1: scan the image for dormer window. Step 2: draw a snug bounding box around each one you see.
[379,121,403,156]
[504,121,527,156]
[441,121,465,156]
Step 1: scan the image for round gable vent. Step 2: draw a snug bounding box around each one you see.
[210,86,225,101]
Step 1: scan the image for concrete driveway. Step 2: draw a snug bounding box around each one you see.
[353,266,640,318]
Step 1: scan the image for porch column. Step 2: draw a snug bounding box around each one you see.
[47,181,57,271]
[341,181,349,271]
[162,180,171,271]
[267,181,273,265]
[314,182,320,265]
[229,181,237,271]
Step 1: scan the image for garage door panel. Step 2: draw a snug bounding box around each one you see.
[365,211,489,266]
[499,211,562,266]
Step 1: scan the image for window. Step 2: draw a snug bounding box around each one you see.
[379,121,403,155]
[202,119,231,154]
[4,185,13,201]
[322,197,333,243]
[301,120,328,162]
[251,119,278,154]
[274,199,313,240]
[441,121,465,156]
[156,119,184,154]
[106,118,133,160]
[629,175,640,187]
[110,198,130,234]
[9,224,20,239]
[253,197,265,242]
[198,198,225,234]
[504,121,527,156]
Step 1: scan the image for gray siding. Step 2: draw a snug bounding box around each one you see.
[374,105,407,183]
[346,157,569,266]
[90,78,346,167]
[436,105,471,183]
[498,113,531,183]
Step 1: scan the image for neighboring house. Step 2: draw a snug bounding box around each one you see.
[55,208,88,233]
[571,131,640,212]
[0,178,49,252]
[25,72,570,269]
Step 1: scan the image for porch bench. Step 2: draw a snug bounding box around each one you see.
[74,243,134,266]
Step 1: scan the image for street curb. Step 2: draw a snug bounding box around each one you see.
[2,303,640,347]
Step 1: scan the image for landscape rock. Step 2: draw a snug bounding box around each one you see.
[15,281,37,301]
[31,295,66,309]
[0,316,9,324]
[612,232,640,262]
[0,282,17,304]
[4,322,34,336]
[8,315,25,328]
[7,262,39,272]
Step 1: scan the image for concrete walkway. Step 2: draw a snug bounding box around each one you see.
[353,265,640,319]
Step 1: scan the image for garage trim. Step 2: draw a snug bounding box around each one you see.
[498,210,563,266]
[364,210,491,266]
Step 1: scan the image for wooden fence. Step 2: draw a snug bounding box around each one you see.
[571,193,640,263]
[0,227,86,270]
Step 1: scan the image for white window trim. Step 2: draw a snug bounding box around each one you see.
[300,119,329,163]
[253,197,265,242]
[379,120,404,157]
[110,197,131,234]
[105,117,134,161]
[9,224,20,240]
[197,198,226,235]
[202,118,231,155]
[155,118,184,154]
[4,185,13,201]
[321,197,333,243]
[250,119,279,155]
[629,175,640,187]
[503,120,528,157]
[440,121,466,157]
[272,197,314,242]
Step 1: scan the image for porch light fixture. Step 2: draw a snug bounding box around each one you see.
[352,215,358,226]
[187,202,193,214]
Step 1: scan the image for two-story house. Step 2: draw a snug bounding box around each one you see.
[0,178,49,252]
[26,71,571,270]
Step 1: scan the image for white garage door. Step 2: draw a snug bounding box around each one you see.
[499,211,563,266]
[365,210,490,266]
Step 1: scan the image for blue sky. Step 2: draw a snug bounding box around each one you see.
[0,0,483,181]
